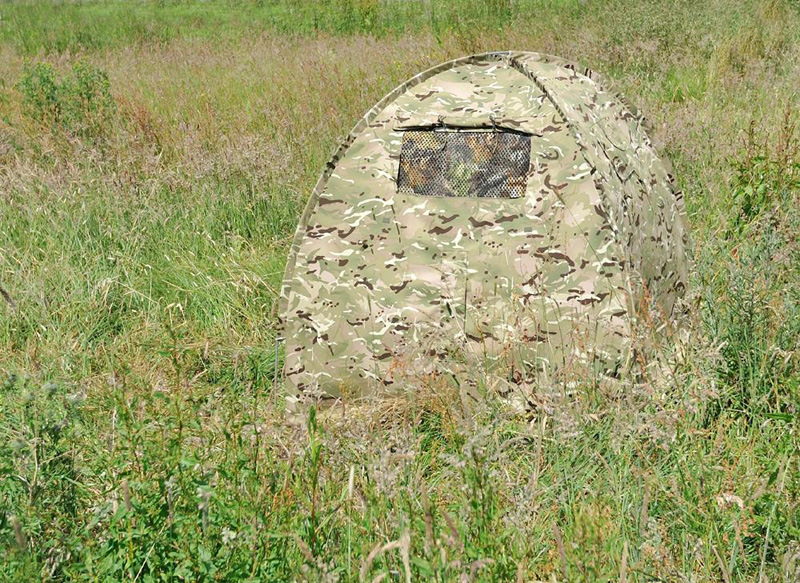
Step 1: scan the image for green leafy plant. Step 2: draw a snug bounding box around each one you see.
[17,60,115,138]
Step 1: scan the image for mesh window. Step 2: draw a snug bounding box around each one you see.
[397,130,531,198]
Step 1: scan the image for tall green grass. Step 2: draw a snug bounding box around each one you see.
[0,0,590,55]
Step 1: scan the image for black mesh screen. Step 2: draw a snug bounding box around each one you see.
[397,130,531,198]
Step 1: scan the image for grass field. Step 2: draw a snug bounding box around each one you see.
[0,0,799,581]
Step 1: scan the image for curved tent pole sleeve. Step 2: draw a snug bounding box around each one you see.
[273,334,283,391]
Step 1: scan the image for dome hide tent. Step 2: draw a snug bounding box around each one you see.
[279,51,690,409]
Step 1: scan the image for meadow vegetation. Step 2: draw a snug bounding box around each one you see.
[0,0,798,581]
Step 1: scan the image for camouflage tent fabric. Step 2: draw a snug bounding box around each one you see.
[279,51,690,410]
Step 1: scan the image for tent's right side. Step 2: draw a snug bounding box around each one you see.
[514,53,691,323]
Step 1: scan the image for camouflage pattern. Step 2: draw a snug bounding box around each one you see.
[279,52,690,410]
